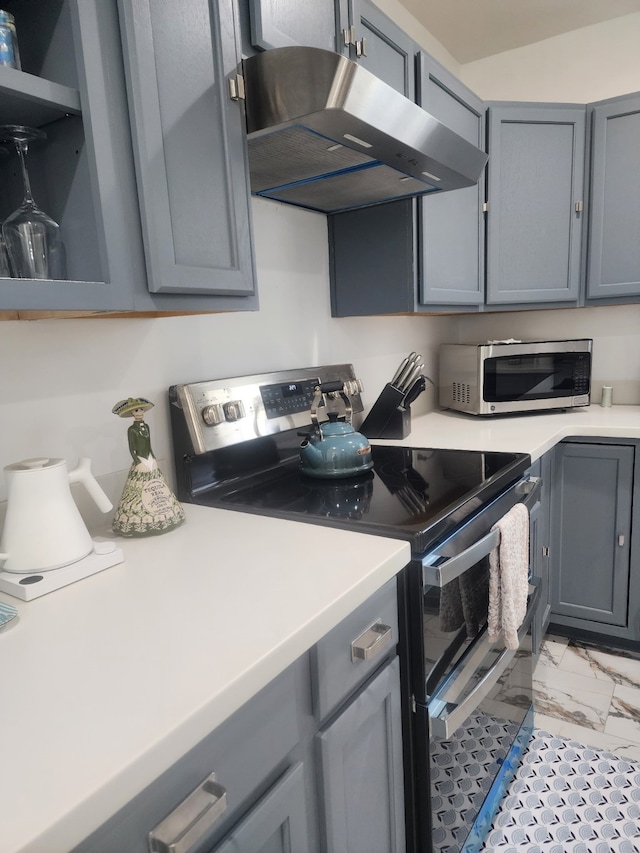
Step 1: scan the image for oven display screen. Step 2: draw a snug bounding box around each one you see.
[282,383,304,397]
[260,379,317,418]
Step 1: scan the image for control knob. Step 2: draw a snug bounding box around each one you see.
[344,378,363,397]
[224,400,246,421]
[202,403,224,426]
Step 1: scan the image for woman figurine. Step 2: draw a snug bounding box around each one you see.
[112,397,185,537]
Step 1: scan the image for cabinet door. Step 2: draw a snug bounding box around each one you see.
[348,0,415,99]
[212,763,310,853]
[529,454,552,656]
[486,104,586,305]
[118,0,257,300]
[0,0,145,313]
[418,53,485,306]
[587,92,640,300]
[248,0,340,52]
[317,657,405,853]
[550,442,633,629]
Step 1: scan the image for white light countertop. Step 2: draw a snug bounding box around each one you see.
[385,404,640,461]
[0,504,410,853]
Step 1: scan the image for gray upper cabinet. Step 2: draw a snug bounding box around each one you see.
[347,0,415,99]
[586,91,640,301]
[329,41,486,316]
[485,103,586,306]
[0,0,146,312]
[117,0,257,306]
[0,0,258,314]
[418,53,484,307]
[550,442,634,638]
[248,0,342,52]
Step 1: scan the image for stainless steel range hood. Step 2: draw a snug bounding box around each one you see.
[241,46,488,215]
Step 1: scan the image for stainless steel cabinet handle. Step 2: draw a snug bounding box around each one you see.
[148,773,227,853]
[351,621,392,662]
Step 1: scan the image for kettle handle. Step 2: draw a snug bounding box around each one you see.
[68,458,113,513]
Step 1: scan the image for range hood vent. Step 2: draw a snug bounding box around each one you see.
[242,46,488,215]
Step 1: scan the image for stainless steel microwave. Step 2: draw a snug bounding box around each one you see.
[439,339,592,415]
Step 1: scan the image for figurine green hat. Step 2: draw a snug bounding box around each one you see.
[112,397,154,418]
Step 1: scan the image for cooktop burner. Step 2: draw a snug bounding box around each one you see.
[193,445,530,554]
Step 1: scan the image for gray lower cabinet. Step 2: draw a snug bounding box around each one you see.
[528,453,552,657]
[117,0,257,308]
[586,91,640,301]
[485,103,586,306]
[73,579,404,853]
[549,441,638,641]
[212,762,311,853]
[317,657,405,853]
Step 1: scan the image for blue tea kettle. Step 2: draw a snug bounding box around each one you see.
[299,381,373,479]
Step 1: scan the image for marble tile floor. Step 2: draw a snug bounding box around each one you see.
[533,634,640,763]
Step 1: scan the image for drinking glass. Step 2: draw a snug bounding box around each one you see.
[0,124,63,279]
[0,144,10,276]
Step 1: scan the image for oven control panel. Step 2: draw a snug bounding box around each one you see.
[170,364,364,454]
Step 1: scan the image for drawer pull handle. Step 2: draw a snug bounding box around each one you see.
[148,773,227,853]
[351,622,393,662]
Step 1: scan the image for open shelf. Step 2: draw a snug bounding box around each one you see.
[0,66,81,127]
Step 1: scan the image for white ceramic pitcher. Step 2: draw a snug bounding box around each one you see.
[0,457,113,573]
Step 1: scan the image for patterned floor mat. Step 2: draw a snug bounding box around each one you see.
[480,728,640,853]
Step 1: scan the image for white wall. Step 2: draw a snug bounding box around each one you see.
[460,13,640,103]
[0,199,456,502]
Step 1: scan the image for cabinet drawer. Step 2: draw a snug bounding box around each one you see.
[73,660,304,853]
[311,579,398,720]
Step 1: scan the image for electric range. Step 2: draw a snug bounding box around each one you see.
[169,364,537,853]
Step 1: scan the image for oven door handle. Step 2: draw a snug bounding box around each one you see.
[422,477,542,587]
[427,579,540,740]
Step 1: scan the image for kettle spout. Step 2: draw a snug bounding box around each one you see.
[300,437,323,467]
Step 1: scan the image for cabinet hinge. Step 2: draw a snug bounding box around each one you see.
[228,74,245,101]
[411,694,417,713]
[575,200,583,214]
[542,546,549,558]
[343,25,356,46]
[356,37,368,57]
[482,202,489,213]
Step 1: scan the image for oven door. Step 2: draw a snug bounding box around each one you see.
[405,476,541,853]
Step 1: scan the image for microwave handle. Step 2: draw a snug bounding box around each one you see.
[422,477,541,588]
[428,579,540,739]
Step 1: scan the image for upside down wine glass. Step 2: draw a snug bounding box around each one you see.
[0,145,10,276]
[0,124,63,279]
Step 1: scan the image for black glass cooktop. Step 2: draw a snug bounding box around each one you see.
[193,445,530,555]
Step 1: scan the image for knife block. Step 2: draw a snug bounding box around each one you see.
[360,384,412,439]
